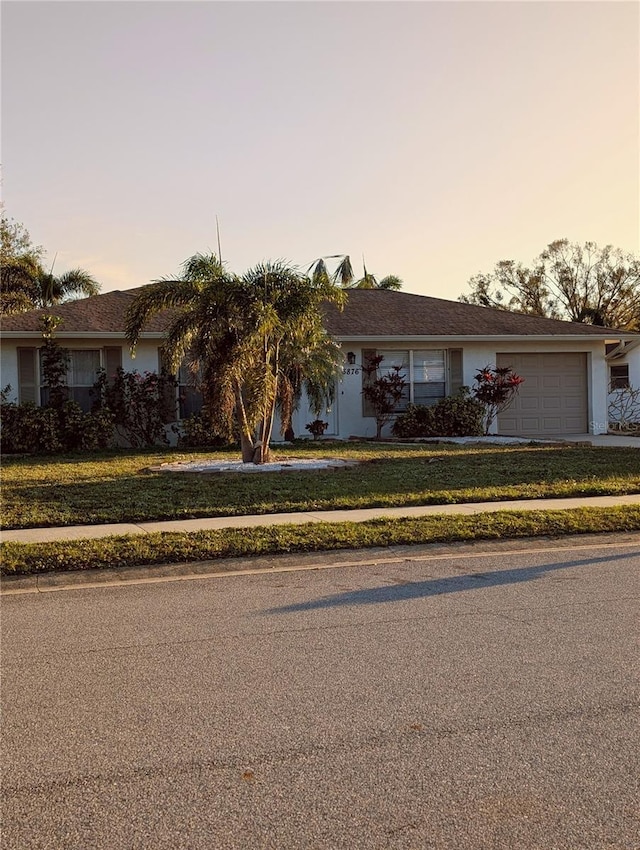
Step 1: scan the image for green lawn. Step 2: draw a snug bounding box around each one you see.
[2,442,640,529]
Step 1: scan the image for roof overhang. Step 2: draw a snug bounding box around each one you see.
[0,331,166,340]
[605,337,640,360]
[2,330,638,345]
[333,334,638,344]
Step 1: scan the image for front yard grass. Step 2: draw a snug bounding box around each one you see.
[2,442,640,530]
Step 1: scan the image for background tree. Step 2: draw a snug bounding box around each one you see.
[1,210,44,314]
[126,253,345,464]
[1,211,43,263]
[1,209,101,313]
[460,239,640,330]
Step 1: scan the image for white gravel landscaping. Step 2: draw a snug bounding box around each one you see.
[150,457,360,474]
[147,433,627,475]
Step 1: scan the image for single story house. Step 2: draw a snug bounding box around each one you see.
[1,287,639,439]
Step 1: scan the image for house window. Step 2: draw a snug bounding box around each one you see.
[610,364,630,390]
[40,349,101,412]
[413,349,446,404]
[379,350,410,410]
[178,361,204,419]
[375,349,447,410]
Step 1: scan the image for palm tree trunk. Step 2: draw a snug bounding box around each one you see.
[257,373,279,463]
[252,340,280,464]
[234,384,257,463]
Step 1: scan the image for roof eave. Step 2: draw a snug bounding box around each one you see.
[333,333,635,343]
[0,331,166,340]
[606,337,640,360]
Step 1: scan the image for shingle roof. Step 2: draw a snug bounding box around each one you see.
[0,286,628,337]
[322,290,625,337]
[0,287,170,334]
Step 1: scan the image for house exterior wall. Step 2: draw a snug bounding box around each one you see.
[608,346,640,430]
[1,338,162,405]
[457,341,609,435]
[326,339,610,439]
[0,334,615,439]
[1,346,19,402]
[630,348,640,388]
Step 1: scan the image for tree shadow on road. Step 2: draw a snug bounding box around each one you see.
[264,550,639,614]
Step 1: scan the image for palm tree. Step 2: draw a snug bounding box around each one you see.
[33,265,101,307]
[126,253,255,459]
[308,254,355,288]
[126,253,345,464]
[351,256,402,290]
[308,254,402,290]
[0,256,100,313]
[276,314,344,440]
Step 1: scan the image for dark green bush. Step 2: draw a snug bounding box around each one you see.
[392,389,485,438]
[92,367,177,448]
[57,402,114,451]
[0,398,114,454]
[176,413,229,448]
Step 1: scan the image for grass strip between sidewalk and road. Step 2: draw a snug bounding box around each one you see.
[2,506,639,576]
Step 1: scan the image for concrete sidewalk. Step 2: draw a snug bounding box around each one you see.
[3,494,640,544]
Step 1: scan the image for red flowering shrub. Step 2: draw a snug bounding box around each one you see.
[472,365,524,434]
[362,354,407,439]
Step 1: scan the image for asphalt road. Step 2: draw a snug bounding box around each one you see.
[2,536,640,849]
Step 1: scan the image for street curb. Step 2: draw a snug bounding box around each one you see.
[3,531,639,595]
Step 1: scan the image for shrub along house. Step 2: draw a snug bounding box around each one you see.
[1,287,638,440]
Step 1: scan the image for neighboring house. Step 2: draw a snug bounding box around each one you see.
[2,288,638,439]
[606,339,640,430]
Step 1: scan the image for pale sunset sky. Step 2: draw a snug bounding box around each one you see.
[2,0,638,300]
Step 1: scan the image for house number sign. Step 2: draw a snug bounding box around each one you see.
[342,367,360,375]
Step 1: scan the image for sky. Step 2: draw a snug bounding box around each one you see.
[2,0,639,301]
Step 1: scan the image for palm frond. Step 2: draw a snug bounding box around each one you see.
[307,255,354,289]
[125,278,204,350]
[55,269,100,297]
[332,256,354,287]
[378,274,403,291]
[181,252,225,281]
[352,273,376,289]
[308,258,330,288]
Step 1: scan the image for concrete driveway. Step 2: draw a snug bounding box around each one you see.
[550,433,639,447]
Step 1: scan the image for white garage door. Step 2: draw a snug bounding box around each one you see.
[496,352,588,436]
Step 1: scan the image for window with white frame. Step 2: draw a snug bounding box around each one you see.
[374,349,447,410]
[379,350,410,410]
[40,349,101,412]
[413,350,446,404]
